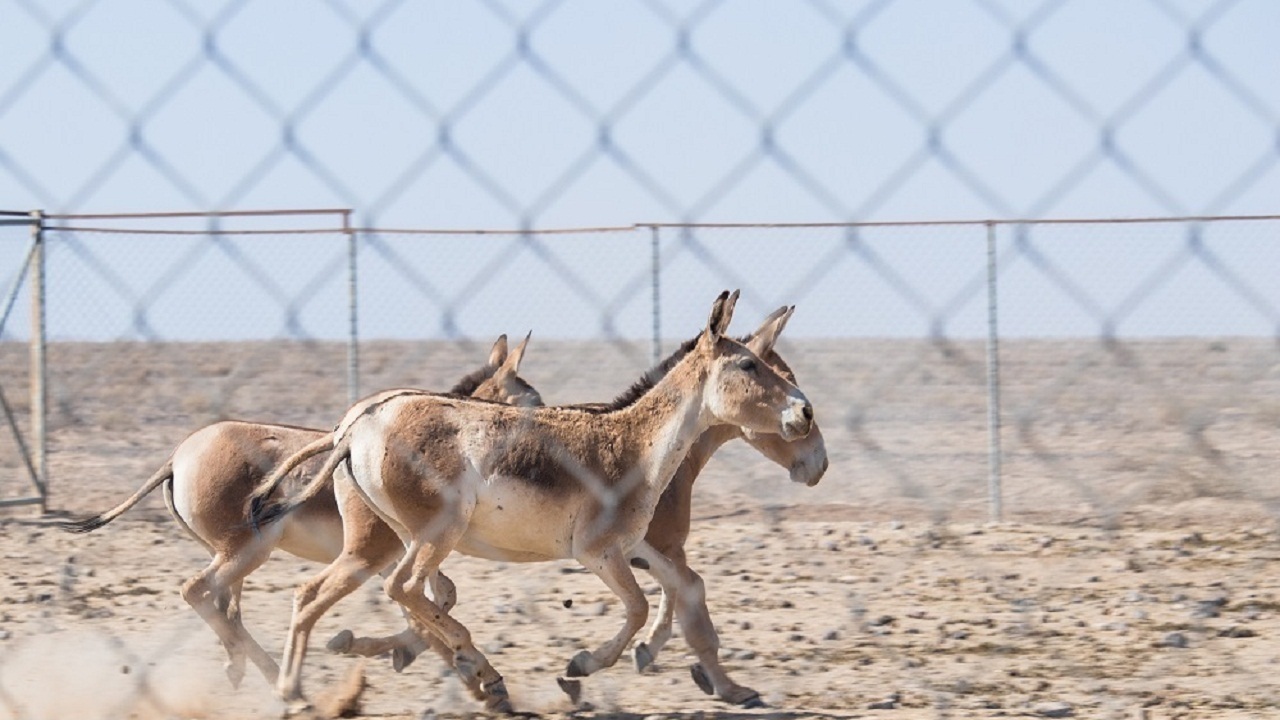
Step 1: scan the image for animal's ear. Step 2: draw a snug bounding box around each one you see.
[505,331,531,375]
[746,305,794,356]
[704,289,740,341]
[488,334,509,367]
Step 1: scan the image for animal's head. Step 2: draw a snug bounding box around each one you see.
[737,305,828,487]
[697,290,813,442]
[470,332,544,407]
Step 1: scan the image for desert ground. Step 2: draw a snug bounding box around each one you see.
[2,337,1279,719]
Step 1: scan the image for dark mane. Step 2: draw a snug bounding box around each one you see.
[603,337,697,411]
[448,364,498,396]
[586,330,763,413]
[578,329,746,414]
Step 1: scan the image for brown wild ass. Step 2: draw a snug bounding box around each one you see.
[250,290,816,714]
[255,305,827,708]
[60,335,541,688]
[339,304,827,707]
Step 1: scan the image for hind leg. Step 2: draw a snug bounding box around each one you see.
[386,539,510,713]
[276,550,396,713]
[181,552,279,688]
[329,570,457,672]
[211,581,249,687]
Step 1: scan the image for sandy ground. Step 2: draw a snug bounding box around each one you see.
[2,337,1280,719]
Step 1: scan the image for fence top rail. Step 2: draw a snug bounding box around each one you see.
[639,214,1280,230]
[40,208,351,221]
[353,225,640,236]
[10,212,1280,237]
[41,226,350,236]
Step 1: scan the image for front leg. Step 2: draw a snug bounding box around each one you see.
[564,547,648,679]
[629,542,762,707]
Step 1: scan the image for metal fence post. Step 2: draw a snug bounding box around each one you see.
[345,211,358,406]
[985,221,1002,523]
[30,210,47,513]
[650,225,661,365]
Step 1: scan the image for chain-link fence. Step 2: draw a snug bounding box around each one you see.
[2,210,1279,716]
[4,0,1280,715]
[3,2,1279,224]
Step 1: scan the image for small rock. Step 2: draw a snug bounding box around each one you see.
[868,691,901,710]
[1217,626,1257,638]
[1033,700,1073,717]
[1159,632,1189,648]
[823,629,840,641]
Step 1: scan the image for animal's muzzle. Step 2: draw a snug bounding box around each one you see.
[790,454,828,487]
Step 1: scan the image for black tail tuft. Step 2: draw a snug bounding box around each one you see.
[249,495,291,529]
[58,515,108,534]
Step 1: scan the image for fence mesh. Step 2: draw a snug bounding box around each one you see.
[2,216,1280,718]
[3,0,1280,715]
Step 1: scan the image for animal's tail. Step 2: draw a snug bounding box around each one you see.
[59,459,175,534]
[248,432,347,528]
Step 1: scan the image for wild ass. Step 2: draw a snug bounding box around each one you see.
[59,335,541,688]
[249,290,816,714]
[339,304,828,707]
[252,304,827,709]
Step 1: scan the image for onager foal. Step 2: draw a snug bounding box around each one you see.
[251,290,815,714]
[60,335,540,688]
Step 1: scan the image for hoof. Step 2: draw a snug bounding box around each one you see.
[391,646,417,673]
[736,692,766,708]
[565,650,593,678]
[690,663,714,696]
[223,661,245,689]
[483,678,513,712]
[633,642,655,673]
[556,677,583,705]
[326,629,354,654]
[487,698,515,715]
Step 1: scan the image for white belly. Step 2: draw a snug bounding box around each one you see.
[453,477,578,562]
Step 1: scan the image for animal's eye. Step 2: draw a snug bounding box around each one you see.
[737,357,757,372]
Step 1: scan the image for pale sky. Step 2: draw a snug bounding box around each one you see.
[1,0,1278,340]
